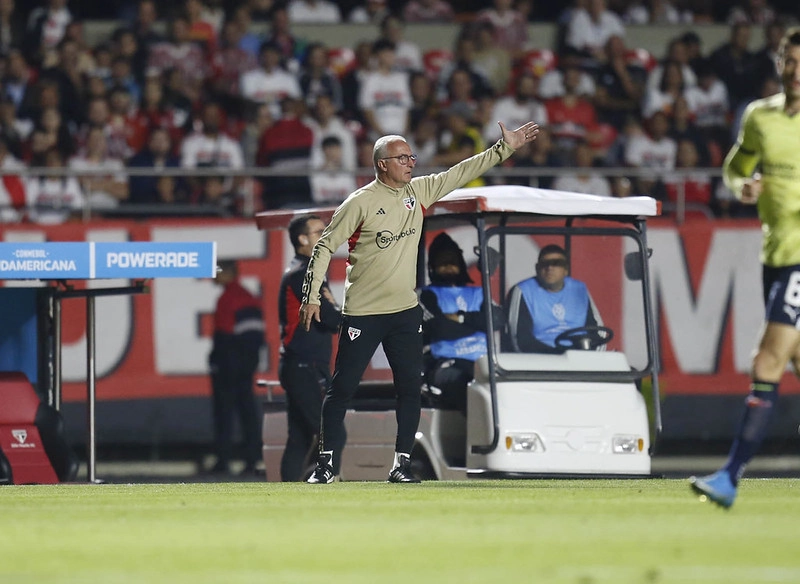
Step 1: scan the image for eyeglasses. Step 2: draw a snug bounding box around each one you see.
[381,154,418,165]
[537,258,567,269]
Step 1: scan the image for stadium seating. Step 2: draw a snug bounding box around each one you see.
[0,371,78,484]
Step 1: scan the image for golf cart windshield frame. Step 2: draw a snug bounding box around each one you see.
[421,210,661,457]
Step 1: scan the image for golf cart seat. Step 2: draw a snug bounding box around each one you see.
[0,371,78,484]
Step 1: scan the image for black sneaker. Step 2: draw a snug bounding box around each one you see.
[388,454,421,483]
[307,452,336,484]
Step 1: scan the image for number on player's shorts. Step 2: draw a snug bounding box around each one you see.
[784,271,800,307]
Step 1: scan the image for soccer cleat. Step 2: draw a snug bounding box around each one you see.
[307,452,336,484]
[388,454,421,483]
[689,470,737,508]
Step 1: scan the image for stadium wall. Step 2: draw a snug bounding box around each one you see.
[1,217,797,454]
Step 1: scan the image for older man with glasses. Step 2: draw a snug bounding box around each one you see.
[300,119,539,483]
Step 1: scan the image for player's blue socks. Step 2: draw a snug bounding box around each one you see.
[722,381,778,485]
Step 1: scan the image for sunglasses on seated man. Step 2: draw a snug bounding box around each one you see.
[537,258,567,269]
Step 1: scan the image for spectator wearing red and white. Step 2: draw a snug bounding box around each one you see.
[403,0,454,23]
[24,0,72,67]
[185,0,218,54]
[492,73,548,141]
[147,15,208,87]
[475,0,529,59]
[538,48,597,100]
[349,0,390,24]
[240,40,303,120]
[305,94,357,171]
[299,43,343,111]
[256,96,314,209]
[552,141,611,197]
[727,0,775,25]
[378,15,423,74]
[683,59,730,137]
[286,0,341,24]
[358,39,412,139]
[211,19,258,99]
[108,86,150,159]
[623,0,693,24]
[181,101,245,195]
[544,64,602,159]
[564,0,625,63]
[310,135,357,204]
[68,126,129,211]
[645,37,697,94]
[642,60,687,119]
[0,135,27,222]
[624,111,676,174]
[135,76,186,152]
[25,148,84,224]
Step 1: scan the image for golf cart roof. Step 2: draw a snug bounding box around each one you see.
[254,186,660,231]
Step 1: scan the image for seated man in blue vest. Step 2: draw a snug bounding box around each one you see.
[506,244,600,353]
[419,233,503,411]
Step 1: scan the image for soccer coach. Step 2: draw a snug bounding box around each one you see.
[300,120,539,483]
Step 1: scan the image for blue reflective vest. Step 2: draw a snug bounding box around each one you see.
[517,277,589,347]
[426,286,487,361]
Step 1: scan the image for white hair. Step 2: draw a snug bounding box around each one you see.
[372,135,408,167]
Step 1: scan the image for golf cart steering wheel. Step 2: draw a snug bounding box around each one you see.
[554,326,614,350]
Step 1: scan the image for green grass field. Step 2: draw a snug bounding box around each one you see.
[2,479,798,584]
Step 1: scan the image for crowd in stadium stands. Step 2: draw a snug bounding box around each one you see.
[0,0,796,222]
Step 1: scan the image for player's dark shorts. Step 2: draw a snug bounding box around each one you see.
[763,264,800,328]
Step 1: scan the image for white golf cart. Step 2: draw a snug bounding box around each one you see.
[256,185,661,480]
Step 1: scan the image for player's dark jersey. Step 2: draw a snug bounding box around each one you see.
[279,254,340,363]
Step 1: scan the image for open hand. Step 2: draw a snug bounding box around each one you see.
[499,121,540,150]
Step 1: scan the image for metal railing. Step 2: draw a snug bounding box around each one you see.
[0,165,730,225]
